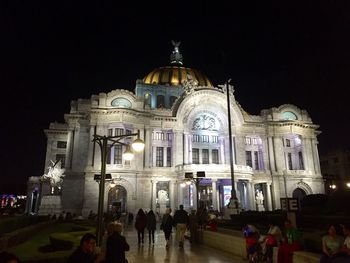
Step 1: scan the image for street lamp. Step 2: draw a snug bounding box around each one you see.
[225,79,238,209]
[93,131,145,246]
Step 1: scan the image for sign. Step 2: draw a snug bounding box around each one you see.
[197,171,205,177]
[280,198,299,211]
[185,172,193,179]
[94,174,112,181]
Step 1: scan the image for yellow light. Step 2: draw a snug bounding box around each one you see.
[110,182,116,188]
[123,146,134,161]
[346,182,350,188]
[180,182,186,188]
[131,138,145,152]
[185,180,192,186]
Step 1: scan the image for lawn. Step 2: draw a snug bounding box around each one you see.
[7,222,95,263]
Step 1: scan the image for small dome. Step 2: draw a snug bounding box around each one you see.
[143,66,213,87]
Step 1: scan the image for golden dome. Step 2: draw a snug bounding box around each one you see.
[143,66,213,87]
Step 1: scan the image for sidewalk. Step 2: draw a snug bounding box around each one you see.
[122,224,246,263]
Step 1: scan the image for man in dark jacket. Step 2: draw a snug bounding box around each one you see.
[173,204,189,247]
[105,223,130,263]
[68,233,97,263]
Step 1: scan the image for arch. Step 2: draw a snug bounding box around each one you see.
[296,181,313,195]
[292,188,307,204]
[174,89,244,130]
[108,185,127,213]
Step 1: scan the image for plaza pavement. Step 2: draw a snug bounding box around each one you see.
[121,224,246,263]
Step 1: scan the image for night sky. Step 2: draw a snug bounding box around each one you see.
[1,2,350,194]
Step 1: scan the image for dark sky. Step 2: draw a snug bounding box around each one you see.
[1,1,350,194]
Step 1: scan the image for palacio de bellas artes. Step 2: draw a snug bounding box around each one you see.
[26,42,324,217]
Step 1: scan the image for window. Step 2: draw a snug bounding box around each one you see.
[246,151,252,168]
[107,145,112,164]
[212,149,219,164]
[166,133,172,141]
[192,134,200,142]
[56,154,66,167]
[108,129,113,136]
[286,139,291,147]
[201,135,209,143]
[114,145,122,164]
[156,147,164,167]
[288,153,293,170]
[212,136,218,143]
[254,151,259,170]
[245,137,251,145]
[167,147,172,167]
[126,129,132,135]
[157,95,165,108]
[192,148,199,164]
[202,149,209,164]
[57,141,67,148]
[115,128,124,136]
[124,160,131,166]
[298,151,304,170]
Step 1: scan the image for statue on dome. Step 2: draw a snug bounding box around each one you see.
[171,40,181,53]
[42,160,65,194]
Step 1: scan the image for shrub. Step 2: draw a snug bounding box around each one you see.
[49,234,74,251]
[0,216,49,235]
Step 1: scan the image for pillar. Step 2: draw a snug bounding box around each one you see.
[184,133,189,164]
[266,183,272,211]
[151,180,157,211]
[211,179,218,210]
[169,180,175,214]
[248,182,255,210]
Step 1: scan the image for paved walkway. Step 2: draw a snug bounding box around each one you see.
[122,225,246,263]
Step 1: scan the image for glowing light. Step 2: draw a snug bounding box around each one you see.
[110,181,116,188]
[185,180,192,185]
[180,182,186,188]
[123,146,134,161]
[329,184,337,189]
[346,182,350,188]
[131,138,145,152]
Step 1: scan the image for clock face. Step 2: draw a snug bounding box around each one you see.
[111,97,132,108]
[282,111,297,120]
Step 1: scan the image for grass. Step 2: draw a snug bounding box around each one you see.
[7,222,95,263]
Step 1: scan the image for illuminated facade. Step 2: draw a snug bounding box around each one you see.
[27,44,324,216]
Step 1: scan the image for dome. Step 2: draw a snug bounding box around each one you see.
[143,66,213,87]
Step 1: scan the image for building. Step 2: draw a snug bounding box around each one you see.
[26,43,324,216]
[320,148,350,194]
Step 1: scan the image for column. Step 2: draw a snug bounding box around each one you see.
[184,133,189,164]
[211,179,218,210]
[86,126,95,167]
[152,146,156,167]
[273,136,284,171]
[304,137,314,172]
[145,128,152,168]
[266,183,272,211]
[174,131,183,166]
[193,183,198,210]
[267,136,276,172]
[169,180,175,214]
[219,137,225,164]
[178,184,184,208]
[188,135,192,164]
[235,136,246,165]
[151,180,157,211]
[248,182,255,210]
[312,138,321,173]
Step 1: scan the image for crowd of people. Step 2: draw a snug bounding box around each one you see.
[242,220,350,263]
[2,206,349,263]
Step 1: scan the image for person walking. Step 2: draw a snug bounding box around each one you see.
[277,219,302,263]
[135,208,147,245]
[173,204,189,248]
[146,210,157,245]
[160,208,174,249]
[105,222,130,263]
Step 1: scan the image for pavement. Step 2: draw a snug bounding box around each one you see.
[122,224,246,263]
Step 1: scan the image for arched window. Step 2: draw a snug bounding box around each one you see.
[144,93,151,107]
[157,95,165,108]
[282,111,298,120]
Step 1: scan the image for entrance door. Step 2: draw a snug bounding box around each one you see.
[108,185,127,213]
[292,188,307,205]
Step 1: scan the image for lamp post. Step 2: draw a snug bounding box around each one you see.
[93,131,144,246]
[225,79,238,208]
